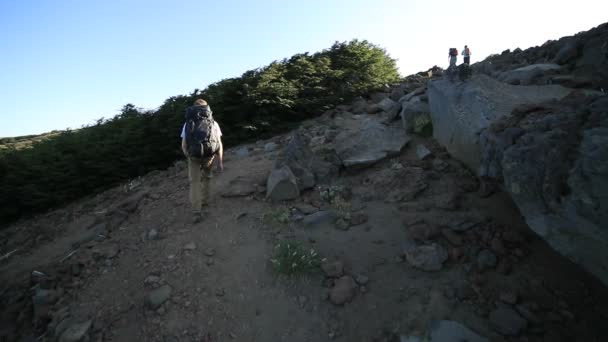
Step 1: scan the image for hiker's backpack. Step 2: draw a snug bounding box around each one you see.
[449,48,458,56]
[184,105,220,159]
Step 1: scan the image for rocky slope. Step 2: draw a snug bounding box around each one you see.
[1,24,608,342]
[425,22,608,286]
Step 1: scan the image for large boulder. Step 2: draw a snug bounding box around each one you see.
[479,93,608,285]
[333,115,411,169]
[266,165,299,201]
[274,131,316,191]
[498,63,561,85]
[427,74,570,172]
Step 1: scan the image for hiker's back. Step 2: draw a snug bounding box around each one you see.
[184,105,220,159]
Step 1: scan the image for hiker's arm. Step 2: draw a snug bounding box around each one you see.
[181,137,188,157]
[218,140,224,171]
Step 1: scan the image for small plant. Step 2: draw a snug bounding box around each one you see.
[319,185,347,203]
[270,241,322,275]
[263,207,290,226]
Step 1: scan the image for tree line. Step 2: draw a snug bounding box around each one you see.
[0,40,400,225]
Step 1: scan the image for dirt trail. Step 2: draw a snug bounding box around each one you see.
[2,126,608,342]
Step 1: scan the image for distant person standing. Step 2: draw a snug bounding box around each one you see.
[448,48,458,67]
[181,99,224,223]
[462,45,472,65]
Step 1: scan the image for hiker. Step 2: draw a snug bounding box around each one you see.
[462,45,472,65]
[180,99,224,222]
[448,48,458,67]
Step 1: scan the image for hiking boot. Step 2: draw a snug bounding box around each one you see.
[192,212,202,224]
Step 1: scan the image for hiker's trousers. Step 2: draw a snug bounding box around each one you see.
[187,157,214,213]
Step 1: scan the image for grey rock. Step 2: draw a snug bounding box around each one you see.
[266,165,299,201]
[479,94,608,285]
[477,249,497,271]
[334,115,411,168]
[354,274,369,285]
[58,320,92,342]
[264,142,279,152]
[427,74,570,172]
[329,276,356,305]
[499,63,561,85]
[321,260,344,278]
[273,131,316,190]
[376,98,401,121]
[429,320,489,342]
[399,86,426,103]
[147,229,160,240]
[404,243,448,271]
[144,275,161,285]
[146,285,172,309]
[294,203,318,215]
[350,97,368,114]
[235,147,249,158]
[183,242,197,251]
[221,176,257,197]
[92,243,120,260]
[204,248,216,257]
[489,307,528,336]
[415,144,432,160]
[302,211,336,227]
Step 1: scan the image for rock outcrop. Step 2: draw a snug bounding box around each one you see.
[427,74,570,172]
[333,115,411,168]
[427,22,608,285]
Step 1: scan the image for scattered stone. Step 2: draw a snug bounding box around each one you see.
[477,249,498,271]
[302,211,336,227]
[432,159,449,171]
[183,242,197,251]
[441,228,463,246]
[144,275,161,285]
[499,291,518,305]
[415,144,432,160]
[147,229,160,240]
[58,320,93,342]
[92,243,120,260]
[451,219,479,232]
[408,222,441,242]
[221,177,257,197]
[454,282,476,301]
[235,147,249,158]
[216,288,225,297]
[321,260,344,278]
[205,258,214,266]
[264,142,279,153]
[429,320,489,342]
[204,248,216,257]
[146,285,172,309]
[298,296,308,307]
[404,243,448,272]
[295,203,318,215]
[489,307,528,336]
[354,274,369,285]
[329,276,357,305]
[350,213,368,226]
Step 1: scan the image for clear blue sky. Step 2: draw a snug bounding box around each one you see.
[1,0,606,137]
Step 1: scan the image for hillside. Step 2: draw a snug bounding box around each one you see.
[1,23,608,342]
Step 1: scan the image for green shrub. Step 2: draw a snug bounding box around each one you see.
[270,241,322,275]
